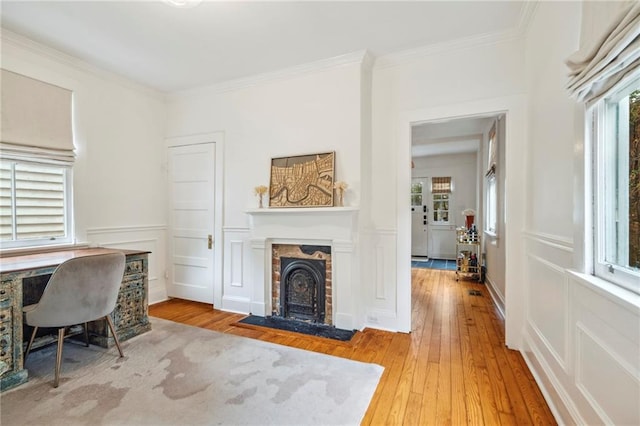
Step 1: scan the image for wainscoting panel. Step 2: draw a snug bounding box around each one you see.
[526,254,568,371]
[229,240,244,287]
[575,323,639,426]
[86,225,167,304]
[363,229,398,331]
[522,230,640,426]
[222,227,252,313]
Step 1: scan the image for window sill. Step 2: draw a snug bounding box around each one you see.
[0,242,89,257]
[483,230,499,246]
[484,230,498,239]
[567,270,640,310]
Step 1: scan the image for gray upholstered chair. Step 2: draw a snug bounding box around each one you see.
[23,252,126,387]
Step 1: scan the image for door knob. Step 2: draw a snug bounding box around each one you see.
[207,234,213,250]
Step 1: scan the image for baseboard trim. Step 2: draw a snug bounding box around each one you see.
[521,332,584,425]
[484,276,505,319]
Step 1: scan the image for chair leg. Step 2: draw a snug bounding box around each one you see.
[24,326,38,363]
[54,327,65,388]
[83,322,90,347]
[105,315,124,358]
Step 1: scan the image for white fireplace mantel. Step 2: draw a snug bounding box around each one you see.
[246,206,359,242]
[245,206,360,330]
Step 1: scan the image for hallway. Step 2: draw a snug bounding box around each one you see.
[150,267,556,425]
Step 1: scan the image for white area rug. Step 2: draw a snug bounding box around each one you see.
[1,318,383,426]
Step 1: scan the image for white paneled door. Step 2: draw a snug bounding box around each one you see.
[167,143,215,303]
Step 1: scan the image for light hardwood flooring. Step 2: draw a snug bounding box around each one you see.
[149,267,556,425]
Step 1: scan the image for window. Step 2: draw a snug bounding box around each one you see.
[593,78,640,293]
[485,124,498,235]
[0,70,75,250]
[432,193,449,223]
[431,177,451,223]
[0,160,72,249]
[486,175,497,234]
[411,181,423,206]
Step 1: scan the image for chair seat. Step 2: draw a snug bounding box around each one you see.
[21,252,126,387]
[22,304,36,314]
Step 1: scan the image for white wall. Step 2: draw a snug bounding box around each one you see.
[412,152,477,228]
[522,2,640,425]
[370,36,527,332]
[166,62,363,225]
[1,31,169,303]
[165,59,366,317]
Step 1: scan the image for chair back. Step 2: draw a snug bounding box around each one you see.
[24,252,126,328]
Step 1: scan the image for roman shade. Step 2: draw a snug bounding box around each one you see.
[486,123,497,177]
[431,176,451,194]
[1,69,75,164]
[565,2,640,107]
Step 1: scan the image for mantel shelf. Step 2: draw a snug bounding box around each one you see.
[246,206,359,215]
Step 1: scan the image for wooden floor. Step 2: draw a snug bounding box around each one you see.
[149,267,556,425]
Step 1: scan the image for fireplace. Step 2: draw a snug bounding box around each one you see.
[246,206,358,330]
[280,257,325,322]
[272,244,332,325]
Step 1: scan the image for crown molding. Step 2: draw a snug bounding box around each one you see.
[0,28,165,100]
[169,49,370,99]
[374,29,522,70]
[516,1,540,37]
[360,50,376,71]
[374,1,539,71]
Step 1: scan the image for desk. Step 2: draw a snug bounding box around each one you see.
[0,248,151,391]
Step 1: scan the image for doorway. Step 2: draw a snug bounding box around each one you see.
[410,117,492,262]
[408,113,508,324]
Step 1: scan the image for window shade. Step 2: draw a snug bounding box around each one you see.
[565,2,640,107]
[1,69,75,164]
[431,177,451,194]
[486,124,497,177]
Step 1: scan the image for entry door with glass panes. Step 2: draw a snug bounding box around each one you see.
[411,178,429,257]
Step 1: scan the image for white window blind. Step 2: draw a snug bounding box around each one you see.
[565,2,640,107]
[431,176,452,194]
[1,161,67,242]
[1,69,75,164]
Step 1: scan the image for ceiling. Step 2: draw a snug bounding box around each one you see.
[411,116,496,158]
[1,1,527,93]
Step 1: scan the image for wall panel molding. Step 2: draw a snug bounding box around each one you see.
[526,254,569,371]
[523,230,574,252]
[86,225,167,304]
[229,240,244,287]
[523,267,640,425]
[575,323,640,425]
[223,228,252,313]
[522,333,585,425]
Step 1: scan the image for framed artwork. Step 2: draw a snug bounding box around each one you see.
[269,152,335,207]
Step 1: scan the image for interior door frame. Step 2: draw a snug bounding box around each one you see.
[165,132,225,308]
[397,96,526,349]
